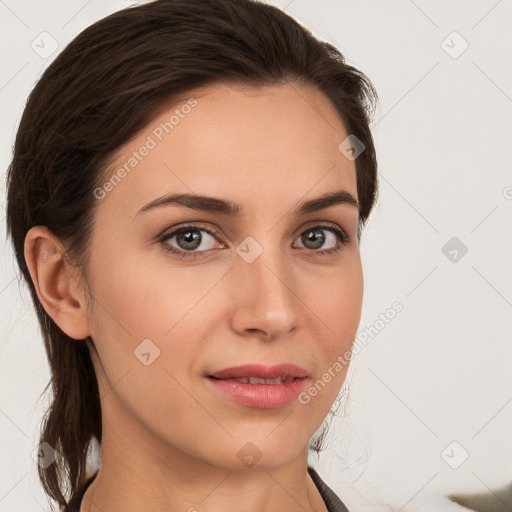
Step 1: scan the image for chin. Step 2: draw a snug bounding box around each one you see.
[209,432,308,472]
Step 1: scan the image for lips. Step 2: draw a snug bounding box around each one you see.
[208,363,308,381]
[206,363,308,408]
[222,375,291,384]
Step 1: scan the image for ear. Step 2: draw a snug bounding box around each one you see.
[24,226,91,340]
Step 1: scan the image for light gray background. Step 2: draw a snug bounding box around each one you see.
[1,0,511,510]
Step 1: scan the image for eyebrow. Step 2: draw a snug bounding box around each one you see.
[134,189,359,219]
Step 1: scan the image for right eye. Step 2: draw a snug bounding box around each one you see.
[159,224,226,259]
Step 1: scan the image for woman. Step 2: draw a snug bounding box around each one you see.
[5,0,470,511]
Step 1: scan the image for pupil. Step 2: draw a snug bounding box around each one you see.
[179,230,201,250]
[304,228,325,249]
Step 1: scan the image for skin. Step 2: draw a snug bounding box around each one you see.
[25,81,363,512]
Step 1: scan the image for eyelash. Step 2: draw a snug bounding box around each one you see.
[158,222,351,260]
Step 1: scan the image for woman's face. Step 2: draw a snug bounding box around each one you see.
[83,81,363,471]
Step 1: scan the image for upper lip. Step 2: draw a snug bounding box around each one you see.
[208,363,308,380]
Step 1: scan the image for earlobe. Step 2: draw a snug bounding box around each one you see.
[24,226,91,340]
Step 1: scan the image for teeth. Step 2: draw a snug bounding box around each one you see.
[249,377,267,384]
[227,376,291,384]
[262,377,284,384]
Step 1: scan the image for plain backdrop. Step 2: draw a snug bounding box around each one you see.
[1,0,511,510]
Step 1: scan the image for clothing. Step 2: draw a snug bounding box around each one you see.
[308,466,351,511]
[61,465,350,511]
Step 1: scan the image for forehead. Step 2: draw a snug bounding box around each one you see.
[96,82,357,221]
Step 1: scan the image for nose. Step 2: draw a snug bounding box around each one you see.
[228,238,300,342]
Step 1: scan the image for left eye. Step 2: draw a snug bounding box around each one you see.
[295,226,342,251]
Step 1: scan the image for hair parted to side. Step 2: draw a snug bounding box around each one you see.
[5,0,379,507]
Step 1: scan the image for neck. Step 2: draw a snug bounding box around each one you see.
[79,399,327,512]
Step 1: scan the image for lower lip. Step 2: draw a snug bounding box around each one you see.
[206,377,307,409]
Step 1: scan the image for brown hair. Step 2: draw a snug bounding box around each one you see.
[5,0,378,507]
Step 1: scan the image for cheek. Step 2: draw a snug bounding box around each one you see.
[308,256,363,339]
[88,237,216,332]
[85,240,229,380]
[84,243,221,431]
[303,257,363,384]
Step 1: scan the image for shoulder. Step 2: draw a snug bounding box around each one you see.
[329,478,474,512]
